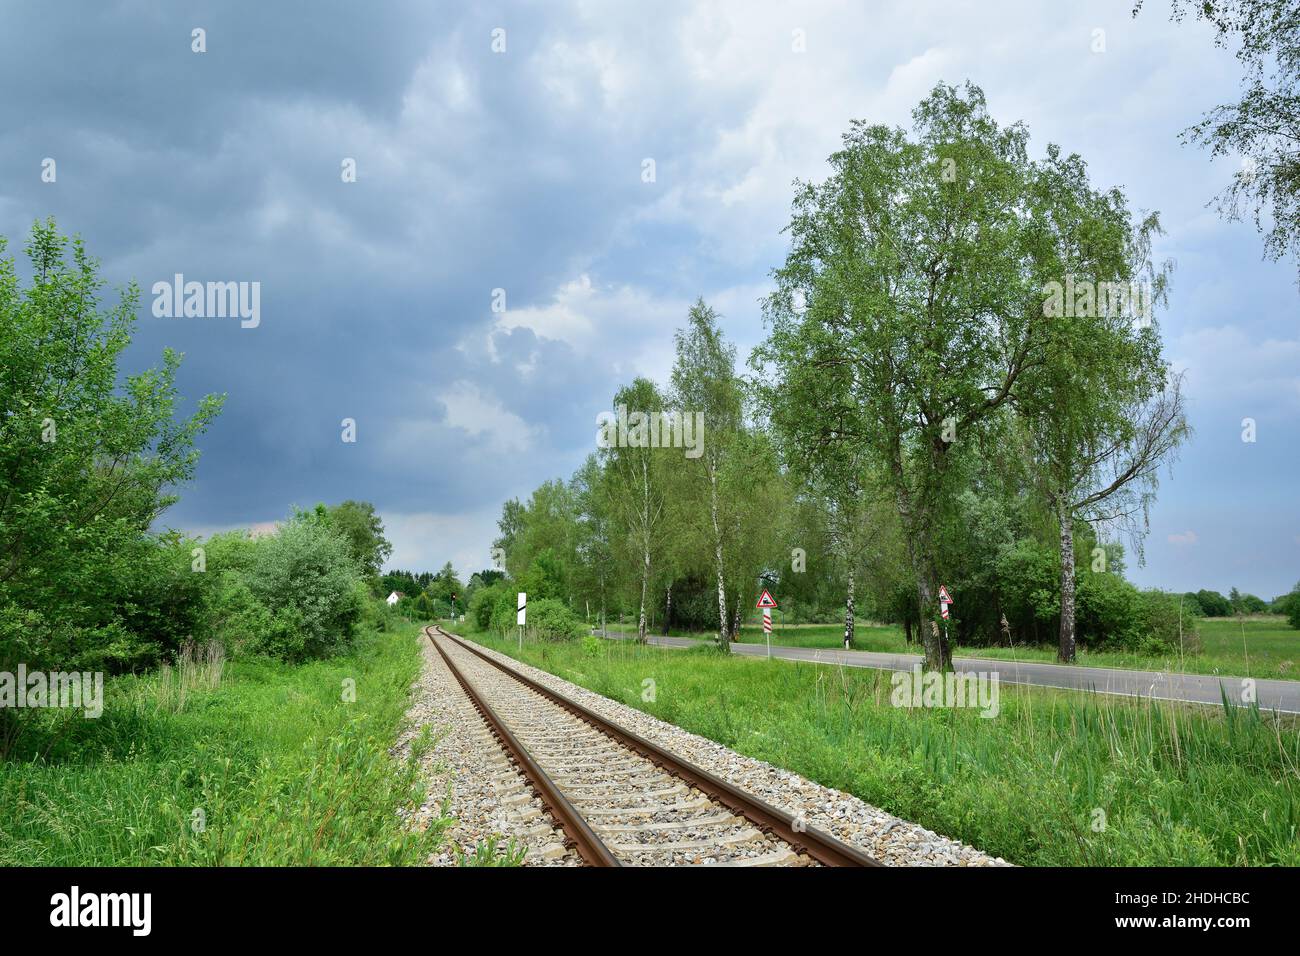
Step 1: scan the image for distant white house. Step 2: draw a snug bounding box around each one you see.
[386,591,402,606]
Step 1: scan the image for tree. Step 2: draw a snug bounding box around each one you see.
[1014,158,1188,661]
[671,300,743,651]
[601,379,670,642]
[521,548,567,602]
[427,561,464,612]
[757,382,875,648]
[1138,0,1300,279]
[326,500,392,577]
[492,498,527,577]
[1197,589,1234,617]
[0,219,222,670]
[571,454,615,634]
[758,83,1050,670]
[716,427,786,640]
[470,568,505,586]
[497,480,579,602]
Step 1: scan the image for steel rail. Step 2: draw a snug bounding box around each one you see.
[433,625,882,868]
[426,627,621,867]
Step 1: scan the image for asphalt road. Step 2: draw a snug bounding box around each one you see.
[616,633,1300,714]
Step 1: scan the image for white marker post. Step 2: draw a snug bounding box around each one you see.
[517,592,526,651]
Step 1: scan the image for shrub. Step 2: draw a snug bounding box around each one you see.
[490,588,519,635]
[238,514,364,661]
[201,571,275,656]
[1076,570,1141,649]
[526,598,585,642]
[994,538,1059,636]
[470,582,507,630]
[1133,589,1202,656]
[1180,592,1206,618]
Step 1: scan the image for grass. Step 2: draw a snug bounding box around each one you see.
[0,621,450,866]
[612,615,1300,681]
[460,624,1300,866]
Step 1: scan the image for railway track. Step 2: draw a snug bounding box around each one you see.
[426,625,882,867]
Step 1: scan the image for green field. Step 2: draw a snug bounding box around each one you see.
[614,616,1300,681]
[0,623,448,866]
[459,624,1300,866]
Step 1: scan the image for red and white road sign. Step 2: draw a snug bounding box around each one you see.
[940,602,950,620]
[762,608,773,633]
[938,584,952,604]
[756,589,778,609]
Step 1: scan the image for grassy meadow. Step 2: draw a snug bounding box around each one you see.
[0,623,448,866]
[459,624,1300,866]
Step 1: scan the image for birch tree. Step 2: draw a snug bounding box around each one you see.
[671,300,743,651]
[757,83,1050,670]
[1016,155,1188,661]
[602,378,669,642]
[572,454,614,635]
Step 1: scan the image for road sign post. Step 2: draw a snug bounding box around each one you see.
[938,585,953,648]
[756,590,778,658]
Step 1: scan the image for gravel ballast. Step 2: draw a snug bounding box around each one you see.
[395,632,580,866]
[442,630,1011,867]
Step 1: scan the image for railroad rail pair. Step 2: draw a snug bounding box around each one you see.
[426,624,880,867]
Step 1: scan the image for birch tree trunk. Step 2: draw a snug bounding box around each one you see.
[1057,496,1077,662]
[665,583,672,636]
[709,462,729,651]
[638,548,649,644]
[843,572,855,649]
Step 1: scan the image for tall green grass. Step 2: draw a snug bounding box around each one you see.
[466,628,1300,866]
[0,623,448,865]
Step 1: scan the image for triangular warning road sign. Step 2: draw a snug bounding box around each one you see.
[756,589,778,609]
[938,585,952,604]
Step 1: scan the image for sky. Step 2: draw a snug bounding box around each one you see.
[1,1,1296,598]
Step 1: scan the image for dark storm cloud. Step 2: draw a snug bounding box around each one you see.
[0,1,651,533]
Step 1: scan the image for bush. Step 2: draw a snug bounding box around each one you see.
[470,582,507,630]
[993,538,1059,638]
[490,588,519,635]
[526,598,585,642]
[1076,570,1142,649]
[231,513,364,662]
[1133,589,1202,656]
[1180,592,1206,618]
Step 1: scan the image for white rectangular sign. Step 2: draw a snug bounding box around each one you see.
[517,592,526,626]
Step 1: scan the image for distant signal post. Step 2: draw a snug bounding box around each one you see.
[517,592,526,650]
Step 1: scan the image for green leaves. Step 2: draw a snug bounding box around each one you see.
[0,219,223,671]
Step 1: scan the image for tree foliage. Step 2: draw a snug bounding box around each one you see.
[0,220,223,671]
[1139,0,1300,279]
